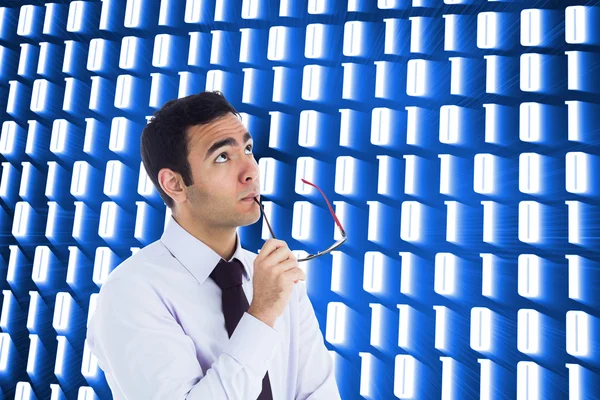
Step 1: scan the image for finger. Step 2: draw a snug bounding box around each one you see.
[281,267,306,283]
[271,258,300,274]
[262,246,293,268]
[256,239,287,261]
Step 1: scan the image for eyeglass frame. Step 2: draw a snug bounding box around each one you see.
[253,179,347,262]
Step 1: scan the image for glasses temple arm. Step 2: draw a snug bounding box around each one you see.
[300,179,346,236]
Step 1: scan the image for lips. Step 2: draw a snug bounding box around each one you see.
[241,192,259,201]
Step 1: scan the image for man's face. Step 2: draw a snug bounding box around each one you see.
[182,113,261,229]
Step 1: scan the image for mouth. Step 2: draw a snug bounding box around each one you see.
[240,194,259,203]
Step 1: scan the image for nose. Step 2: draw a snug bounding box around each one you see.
[240,153,259,184]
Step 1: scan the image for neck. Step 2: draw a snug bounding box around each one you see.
[171,210,237,261]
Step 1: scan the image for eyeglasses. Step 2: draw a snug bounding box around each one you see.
[253,179,347,262]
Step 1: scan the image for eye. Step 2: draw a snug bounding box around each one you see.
[245,144,253,154]
[215,153,228,163]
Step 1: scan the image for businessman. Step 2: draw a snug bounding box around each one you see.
[86,91,341,399]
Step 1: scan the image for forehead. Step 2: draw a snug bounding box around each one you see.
[186,114,249,153]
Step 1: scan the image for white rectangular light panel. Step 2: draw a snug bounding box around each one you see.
[30,79,48,113]
[519,102,541,142]
[473,154,495,194]
[298,110,319,147]
[406,59,427,96]
[17,5,35,37]
[0,121,17,154]
[120,36,138,70]
[393,355,416,399]
[109,117,128,152]
[81,339,99,378]
[565,152,588,194]
[325,302,347,345]
[484,55,498,93]
[517,309,540,354]
[371,108,392,145]
[334,156,355,195]
[440,356,455,400]
[71,161,89,197]
[520,54,541,92]
[44,200,56,237]
[15,382,33,400]
[521,9,542,46]
[12,202,31,238]
[18,162,32,198]
[295,157,316,195]
[481,201,496,243]
[518,201,540,243]
[477,12,498,49]
[267,26,287,61]
[98,202,118,239]
[363,252,384,293]
[433,306,448,350]
[369,304,383,347]
[206,70,224,92]
[93,247,113,286]
[400,201,422,242]
[565,6,588,44]
[518,254,540,299]
[470,307,492,352]
[308,0,327,14]
[124,0,142,28]
[26,334,39,373]
[305,24,325,59]
[566,255,582,300]
[376,155,391,195]
[445,201,458,243]
[566,311,589,357]
[52,292,72,332]
[440,105,461,144]
[343,21,363,57]
[153,34,171,67]
[443,15,457,51]
[258,157,276,195]
[359,352,373,397]
[399,252,413,295]
[104,160,123,196]
[366,201,381,242]
[67,1,85,33]
[519,153,541,194]
[434,253,456,295]
[184,0,204,23]
[114,75,133,109]
[301,65,323,101]
[137,162,154,196]
[291,201,312,241]
[32,246,51,283]
[50,119,68,154]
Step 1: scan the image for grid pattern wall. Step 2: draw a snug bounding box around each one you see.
[0,0,599,399]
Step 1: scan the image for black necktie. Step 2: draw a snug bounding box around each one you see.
[210,258,273,400]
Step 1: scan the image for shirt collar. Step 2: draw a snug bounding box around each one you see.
[160,216,251,285]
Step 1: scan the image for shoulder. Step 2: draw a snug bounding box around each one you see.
[97,240,174,304]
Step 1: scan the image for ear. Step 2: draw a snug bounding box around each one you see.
[158,168,187,205]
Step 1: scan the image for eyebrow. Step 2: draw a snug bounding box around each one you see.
[204,132,252,160]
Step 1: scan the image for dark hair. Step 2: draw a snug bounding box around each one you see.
[140,91,239,208]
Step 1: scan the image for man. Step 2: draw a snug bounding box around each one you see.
[86,91,341,399]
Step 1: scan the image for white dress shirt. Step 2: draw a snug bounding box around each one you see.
[86,216,341,400]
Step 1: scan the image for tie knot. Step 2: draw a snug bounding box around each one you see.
[210,258,245,290]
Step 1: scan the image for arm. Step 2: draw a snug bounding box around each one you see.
[86,276,280,400]
[294,282,341,400]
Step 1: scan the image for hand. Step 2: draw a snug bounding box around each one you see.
[248,239,306,328]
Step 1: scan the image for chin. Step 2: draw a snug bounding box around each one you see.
[237,210,261,227]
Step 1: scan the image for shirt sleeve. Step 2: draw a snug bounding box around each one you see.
[86,275,281,400]
[294,282,342,400]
